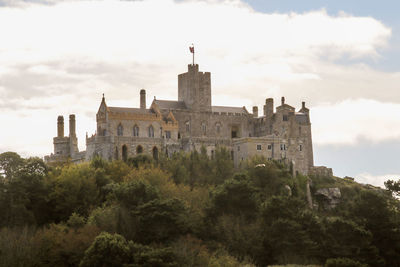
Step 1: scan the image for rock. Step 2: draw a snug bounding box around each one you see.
[284,185,292,197]
[315,187,341,210]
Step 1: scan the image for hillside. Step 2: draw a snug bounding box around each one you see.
[0,149,399,267]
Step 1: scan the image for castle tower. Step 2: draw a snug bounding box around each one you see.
[178,64,211,112]
[140,89,146,109]
[264,98,274,117]
[69,114,79,155]
[252,106,258,118]
[57,116,64,137]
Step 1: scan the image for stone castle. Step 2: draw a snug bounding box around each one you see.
[46,63,315,175]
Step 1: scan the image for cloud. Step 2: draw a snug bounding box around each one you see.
[355,172,399,188]
[0,0,396,159]
[312,99,400,145]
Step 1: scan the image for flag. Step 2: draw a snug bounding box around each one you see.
[189,46,194,53]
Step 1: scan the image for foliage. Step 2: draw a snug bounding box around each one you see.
[2,151,400,267]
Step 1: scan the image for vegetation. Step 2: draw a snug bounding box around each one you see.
[0,148,400,266]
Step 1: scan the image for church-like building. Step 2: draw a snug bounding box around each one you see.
[46,63,315,175]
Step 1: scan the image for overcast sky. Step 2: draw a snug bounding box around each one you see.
[0,0,399,187]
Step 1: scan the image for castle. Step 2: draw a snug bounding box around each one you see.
[46,63,315,175]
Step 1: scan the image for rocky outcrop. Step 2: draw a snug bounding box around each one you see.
[314,187,341,210]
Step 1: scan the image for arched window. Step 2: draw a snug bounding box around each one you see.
[216,122,221,134]
[117,124,123,136]
[152,146,159,160]
[122,145,128,162]
[185,121,190,132]
[133,125,139,137]
[102,129,107,136]
[201,122,207,135]
[148,125,154,138]
[136,145,143,154]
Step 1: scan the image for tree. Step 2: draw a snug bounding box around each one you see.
[132,198,188,244]
[108,179,159,209]
[208,177,258,219]
[0,151,24,180]
[80,232,131,267]
[350,190,400,267]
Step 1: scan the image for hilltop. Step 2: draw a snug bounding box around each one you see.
[0,149,399,267]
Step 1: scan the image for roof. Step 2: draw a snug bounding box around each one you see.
[212,106,248,114]
[107,107,153,114]
[153,100,187,110]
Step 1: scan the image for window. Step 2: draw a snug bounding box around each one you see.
[283,115,288,121]
[237,146,240,151]
[148,125,154,137]
[165,131,171,139]
[133,125,139,137]
[267,144,272,150]
[117,124,123,136]
[103,129,107,136]
[280,144,287,151]
[299,144,303,151]
[185,121,190,132]
[257,144,262,151]
[216,123,221,134]
[201,123,206,135]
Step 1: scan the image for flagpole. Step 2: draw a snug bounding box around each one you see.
[192,44,195,65]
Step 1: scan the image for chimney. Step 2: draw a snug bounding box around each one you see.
[69,114,76,137]
[140,89,146,109]
[252,106,258,118]
[302,101,306,109]
[281,96,285,105]
[57,116,64,137]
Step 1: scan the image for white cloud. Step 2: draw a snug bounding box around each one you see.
[0,0,396,158]
[312,99,400,145]
[355,172,399,188]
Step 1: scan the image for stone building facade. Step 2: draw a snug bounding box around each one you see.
[46,63,315,175]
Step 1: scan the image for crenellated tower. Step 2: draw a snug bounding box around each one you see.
[178,64,211,112]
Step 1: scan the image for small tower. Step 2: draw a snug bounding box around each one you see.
[57,116,64,137]
[140,89,146,109]
[252,106,258,118]
[264,98,274,117]
[178,64,211,112]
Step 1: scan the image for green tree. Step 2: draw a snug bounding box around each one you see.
[208,177,258,219]
[0,151,24,180]
[80,232,131,267]
[132,198,188,244]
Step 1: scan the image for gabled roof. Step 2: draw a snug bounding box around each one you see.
[153,100,187,110]
[212,106,248,114]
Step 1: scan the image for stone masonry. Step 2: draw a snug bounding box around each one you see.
[46,63,315,175]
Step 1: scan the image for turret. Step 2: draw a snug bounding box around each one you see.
[69,114,76,137]
[57,115,64,137]
[140,89,146,109]
[178,64,211,112]
[264,98,274,117]
[252,106,258,118]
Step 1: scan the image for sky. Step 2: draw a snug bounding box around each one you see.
[0,0,399,187]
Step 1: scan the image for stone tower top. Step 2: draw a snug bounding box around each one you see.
[178,64,211,112]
